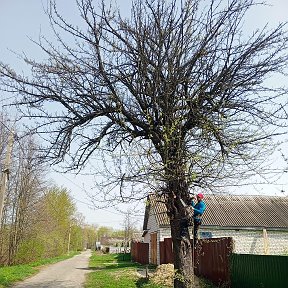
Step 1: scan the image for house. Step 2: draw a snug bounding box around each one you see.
[142,193,288,265]
[100,236,124,246]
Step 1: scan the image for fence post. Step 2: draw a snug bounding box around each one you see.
[263,229,270,255]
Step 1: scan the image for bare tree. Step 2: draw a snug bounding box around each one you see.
[123,209,138,253]
[0,133,47,265]
[1,0,288,286]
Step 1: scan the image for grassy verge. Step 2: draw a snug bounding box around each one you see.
[0,251,79,288]
[85,252,163,288]
[85,252,218,288]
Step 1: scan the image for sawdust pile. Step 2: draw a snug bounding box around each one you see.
[150,264,201,287]
[150,264,174,287]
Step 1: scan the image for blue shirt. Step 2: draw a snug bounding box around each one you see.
[191,200,206,218]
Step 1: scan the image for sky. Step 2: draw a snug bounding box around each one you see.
[0,0,288,229]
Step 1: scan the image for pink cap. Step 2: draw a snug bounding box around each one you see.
[197,193,204,199]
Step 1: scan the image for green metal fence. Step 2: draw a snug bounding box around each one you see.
[230,253,288,288]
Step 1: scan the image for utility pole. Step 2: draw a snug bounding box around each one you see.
[0,130,15,226]
[67,223,71,255]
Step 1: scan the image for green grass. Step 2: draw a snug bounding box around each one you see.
[0,251,79,287]
[85,252,219,288]
[0,251,217,288]
[85,253,163,288]
[198,278,219,288]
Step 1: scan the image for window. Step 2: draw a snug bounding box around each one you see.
[200,231,212,239]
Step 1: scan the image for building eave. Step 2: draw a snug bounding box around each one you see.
[202,225,288,231]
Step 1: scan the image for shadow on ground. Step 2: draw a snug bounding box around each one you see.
[13,280,76,288]
[135,277,151,288]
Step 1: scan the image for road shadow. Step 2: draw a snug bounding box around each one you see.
[75,267,98,271]
[12,280,76,288]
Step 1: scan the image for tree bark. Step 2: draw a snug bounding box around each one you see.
[165,171,195,288]
[171,216,194,288]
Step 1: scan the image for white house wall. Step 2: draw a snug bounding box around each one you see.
[149,225,288,256]
[155,226,288,255]
[201,228,288,255]
[158,227,193,241]
[159,227,171,241]
[144,209,160,264]
[268,231,288,255]
[144,211,158,243]
[143,232,150,244]
[148,211,159,232]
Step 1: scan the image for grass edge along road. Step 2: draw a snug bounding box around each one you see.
[85,252,163,288]
[0,251,79,288]
[85,252,216,288]
[1,251,216,288]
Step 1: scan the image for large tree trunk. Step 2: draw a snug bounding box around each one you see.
[165,166,195,288]
[171,216,194,288]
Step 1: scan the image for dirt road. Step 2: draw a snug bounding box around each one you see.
[12,249,92,288]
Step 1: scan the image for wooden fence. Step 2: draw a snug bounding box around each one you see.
[194,237,234,286]
[134,237,233,286]
[160,237,173,264]
[130,241,149,264]
[131,237,233,286]
[132,238,287,288]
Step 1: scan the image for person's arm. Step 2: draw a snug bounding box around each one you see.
[190,196,196,207]
[191,202,206,215]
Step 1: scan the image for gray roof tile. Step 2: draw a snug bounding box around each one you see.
[144,194,288,230]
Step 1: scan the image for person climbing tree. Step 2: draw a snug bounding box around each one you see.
[180,193,206,245]
[190,193,206,245]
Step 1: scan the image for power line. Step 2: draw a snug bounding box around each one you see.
[55,171,124,216]
[0,120,126,219]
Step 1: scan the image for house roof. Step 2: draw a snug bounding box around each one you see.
[143,194,288,230]
[100,236,124,245]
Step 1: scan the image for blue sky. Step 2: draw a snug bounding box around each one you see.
[1,0,288,229]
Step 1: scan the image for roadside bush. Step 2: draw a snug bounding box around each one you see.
[15,239,45,264]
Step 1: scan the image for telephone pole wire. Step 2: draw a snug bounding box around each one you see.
[0,129,15,225]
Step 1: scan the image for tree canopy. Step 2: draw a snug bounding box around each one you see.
[1,0,288,286]
[1,0,287,200]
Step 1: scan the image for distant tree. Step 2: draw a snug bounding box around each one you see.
[0,120,86,264]
[69,222,84,252]
[8,136,47,264]
[0,113,13,263]
[111,229,125,238]
[12,186,82,263]
[96,226,114,240]
[1,0,288,286]
[36,187,76,257]
[0,127,47,265]
[82,224,98,249]
[123,210,138,251]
